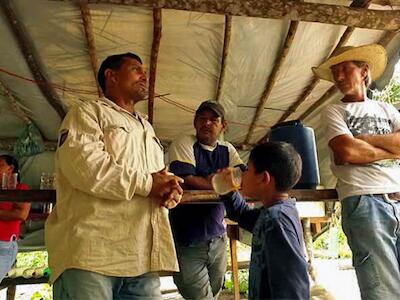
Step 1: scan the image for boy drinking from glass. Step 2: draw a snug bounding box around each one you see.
[219,141,310,299]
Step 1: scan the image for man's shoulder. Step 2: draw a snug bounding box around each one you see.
[170,135,197,148]
[217,140,237,152]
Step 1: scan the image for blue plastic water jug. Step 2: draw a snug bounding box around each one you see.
[269,120,320,189]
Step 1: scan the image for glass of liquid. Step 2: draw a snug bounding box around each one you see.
[212,167,242,195]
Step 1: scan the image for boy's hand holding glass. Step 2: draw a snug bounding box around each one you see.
[212,167,242,195]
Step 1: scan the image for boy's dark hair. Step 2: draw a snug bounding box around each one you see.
[97,52,142,93]
[249,141,302,192]
[0,154,20,183]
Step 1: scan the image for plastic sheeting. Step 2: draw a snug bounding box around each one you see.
[0,1,399,187]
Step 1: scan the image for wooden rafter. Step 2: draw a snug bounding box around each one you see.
[276,28,355,124]
[0,78,47,139]
[0,80,32,126]
[83,0,400,31]
[0,138,57,152]
[216,15,232,102]
[244,21,299,145]
[298,85,338,121]
[276,0,371,124]
[298,30,398,121]
[1,0,66,119]
[148,8,162,124]
[77,0,103,97]
[371,0,400,5]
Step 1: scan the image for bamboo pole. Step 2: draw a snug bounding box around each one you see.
[244,21,299,145]
[0,80,32,125]
[78,0,103,97]
[148,8,162,124]
[216,15,232,102]
[1,0,66,119]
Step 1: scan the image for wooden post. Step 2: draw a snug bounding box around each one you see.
[6,286,16,300]
[227,223,241,300]
[148,8,162,124]
[302,218,317,283]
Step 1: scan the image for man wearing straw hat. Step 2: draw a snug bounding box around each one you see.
[313,44,400,299]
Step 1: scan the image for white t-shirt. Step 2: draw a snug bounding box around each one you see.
[323,98,400,200]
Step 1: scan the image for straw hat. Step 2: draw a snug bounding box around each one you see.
[312,44,387,82]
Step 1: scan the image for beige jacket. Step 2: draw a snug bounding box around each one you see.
[45,98,178,283]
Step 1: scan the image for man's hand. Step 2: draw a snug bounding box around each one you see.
[162,189,183,209]
[149,168,184,206]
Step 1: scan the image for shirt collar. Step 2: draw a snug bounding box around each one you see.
[99,97,148,120]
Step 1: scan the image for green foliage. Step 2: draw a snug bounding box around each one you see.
[30,284,52,300]
[313,223,352,259]
[15,251,48,268]
[14,251,52,300]
[372,75,400,104]
[224,270,249,295]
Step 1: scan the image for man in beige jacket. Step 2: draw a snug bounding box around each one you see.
[45,53,182,299]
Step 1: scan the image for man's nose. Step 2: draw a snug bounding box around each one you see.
[204,119,212,126]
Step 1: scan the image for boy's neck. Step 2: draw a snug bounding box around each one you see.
[262,192,289,208]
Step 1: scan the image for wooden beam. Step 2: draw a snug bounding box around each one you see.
[298,85,338,120]
[0,189,338,203]
[0,139,57,152]
[244,21,299,145]
[0,80,32,125]
[148,8,162,124]
[0,79,46,139]
[77,0,103,97]
[216,15,232,102]
[299,30,398,121]
[180,189,338,203]
[276,0,370,124]
[83,0,400,31]
[1,0,66,119]
[371,0,400,5]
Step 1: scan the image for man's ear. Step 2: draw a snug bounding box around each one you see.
[104,69,116,85]
[262,170,271,185]
[362,64,370,80]
[222,119,227,130]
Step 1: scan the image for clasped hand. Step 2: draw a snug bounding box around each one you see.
[150,168,184,209]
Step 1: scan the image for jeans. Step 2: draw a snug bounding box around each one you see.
[173,235,227,300]
[342,194,400,300]
[0,240,18,282]
[0,237,18,283]
[53,269,162,300]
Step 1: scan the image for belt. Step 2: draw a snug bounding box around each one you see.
[387,192,400,202]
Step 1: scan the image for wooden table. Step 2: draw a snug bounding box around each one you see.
[0,189,338,299]
[0,188,338,203]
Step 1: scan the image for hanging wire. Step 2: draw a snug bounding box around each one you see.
[0,67,270,128]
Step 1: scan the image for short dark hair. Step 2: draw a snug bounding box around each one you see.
[0,154,20,183]
[97,52,142,93]
[249,141,302,192]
